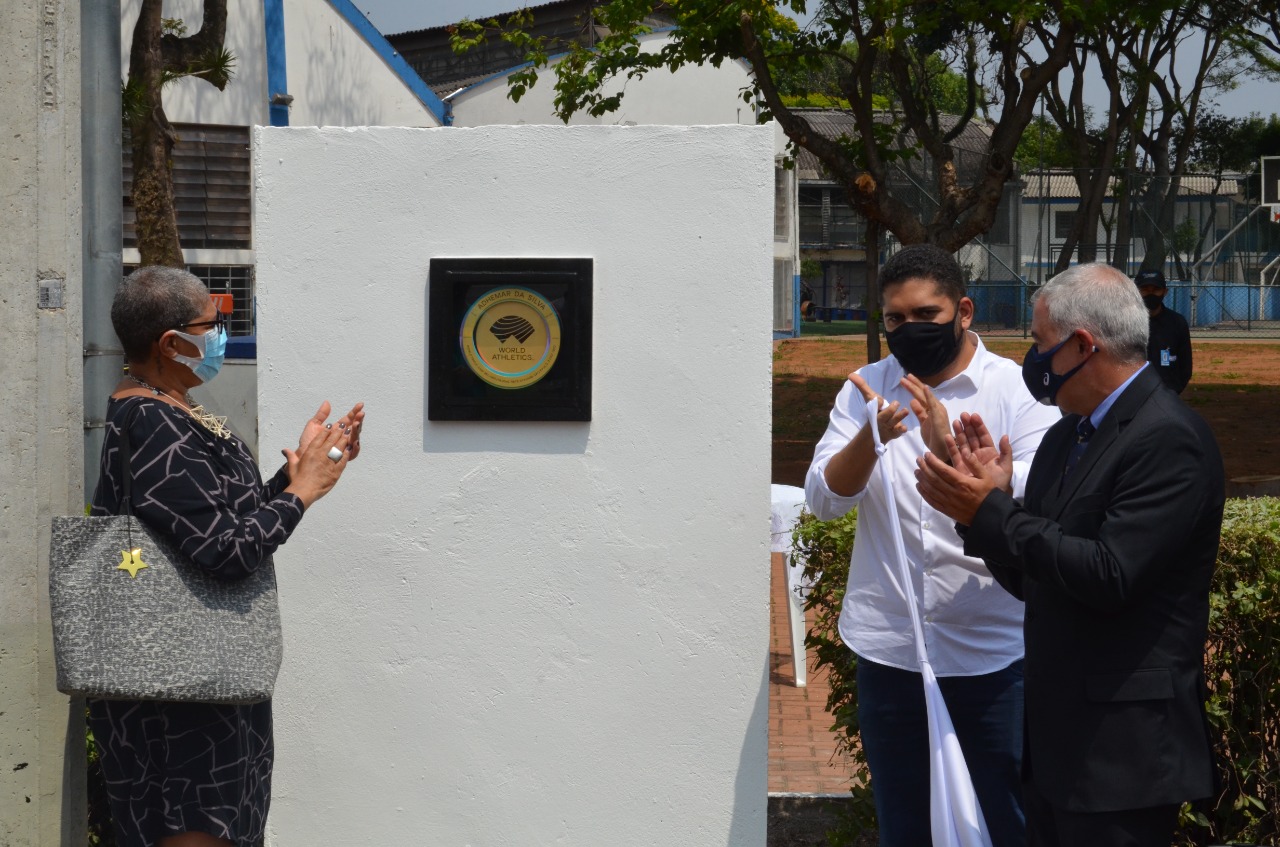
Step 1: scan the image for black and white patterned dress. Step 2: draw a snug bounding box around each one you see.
[89,396,304,847]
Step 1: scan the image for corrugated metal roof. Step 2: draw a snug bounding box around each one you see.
[388,1,675,95]
[788,108,995,185]
[432,73,493,99]
[1020,169,1244,199]
[390,0,599,38]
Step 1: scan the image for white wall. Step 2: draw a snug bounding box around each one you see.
[121,0,440,128]
[452,32,754,127]
[253,124,773,846]
[284,0,440,127]
[121,0,270,125]
[189,360,258,459]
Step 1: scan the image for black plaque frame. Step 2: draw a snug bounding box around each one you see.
[428,258,593,421]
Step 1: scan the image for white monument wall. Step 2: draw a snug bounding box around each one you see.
[253,124,773,846]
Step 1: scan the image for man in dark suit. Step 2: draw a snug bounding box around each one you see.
[913,262,1224,847]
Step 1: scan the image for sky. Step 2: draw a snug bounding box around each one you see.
[356,1,1273,120]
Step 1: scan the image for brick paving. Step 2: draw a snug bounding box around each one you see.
[768,551,860,795]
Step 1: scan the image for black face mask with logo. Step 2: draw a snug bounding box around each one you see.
[1021,332,1092,406]
[885,311,964,378]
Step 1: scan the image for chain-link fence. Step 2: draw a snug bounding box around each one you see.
[980,169,1280,336]
[966,281,1033,337]
[796,155,1280,336]
[966,279,1280,337]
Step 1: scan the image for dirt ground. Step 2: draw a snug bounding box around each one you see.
[773,335,1280,487]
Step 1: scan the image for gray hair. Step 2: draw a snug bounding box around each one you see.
[1034,263,1148,365]
[111,266,209,360]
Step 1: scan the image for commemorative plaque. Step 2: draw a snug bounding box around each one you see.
[428,258,592,421]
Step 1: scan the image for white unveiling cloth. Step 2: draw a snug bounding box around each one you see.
[866,397,992,847]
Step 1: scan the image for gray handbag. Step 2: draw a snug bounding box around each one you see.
[49,412,282,703]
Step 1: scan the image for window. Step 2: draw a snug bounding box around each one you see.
[188,266,255,336]
[123,265,255,337]
[1054,210,1077,240]
[774,259,795,333]
[123,124,251,250]
[799,187,825,246]
[774,167,793,242]
[829,201,861,247]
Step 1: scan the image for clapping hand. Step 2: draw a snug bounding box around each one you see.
[298,401,365,462]
[914,413,1013,526]
[900,374,950,458]
[949,413,1010,487]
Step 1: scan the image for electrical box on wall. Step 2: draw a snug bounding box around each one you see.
[428,257,593,421]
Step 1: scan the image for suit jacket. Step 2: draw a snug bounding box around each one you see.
[964,366,1223,813]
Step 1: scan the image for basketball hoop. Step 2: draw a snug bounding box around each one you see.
[1265,157,1280,215]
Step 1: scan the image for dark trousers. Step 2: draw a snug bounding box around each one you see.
[1024,778,1178,847]
[856,655,1026,847]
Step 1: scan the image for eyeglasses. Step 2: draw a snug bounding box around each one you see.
[174,316,228,334]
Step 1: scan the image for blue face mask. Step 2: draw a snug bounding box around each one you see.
[170,326,227,384]
[1022,332,1092,406]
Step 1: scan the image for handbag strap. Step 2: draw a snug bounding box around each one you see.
[116,399,151,550]
[118,400,141,520]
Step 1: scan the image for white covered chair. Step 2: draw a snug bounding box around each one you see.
[771,484,813,686]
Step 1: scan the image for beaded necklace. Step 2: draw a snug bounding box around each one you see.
[125,374,232,440]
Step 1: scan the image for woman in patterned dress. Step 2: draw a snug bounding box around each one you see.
[89,266,364,847]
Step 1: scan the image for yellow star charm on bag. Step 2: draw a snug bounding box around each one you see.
[117,548,148,578]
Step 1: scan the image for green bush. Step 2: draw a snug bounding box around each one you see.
[86,717,115,846]
[791,509,877,845]
[1192,497,1280,845]
[793,497,1280,847]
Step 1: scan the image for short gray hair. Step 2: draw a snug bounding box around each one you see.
[111,266,209,360]
[1034,263,1148,364]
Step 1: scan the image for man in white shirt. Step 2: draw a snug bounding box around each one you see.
[805,245,1059,847]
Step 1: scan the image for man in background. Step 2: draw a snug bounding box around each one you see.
[1136,268,1192,393]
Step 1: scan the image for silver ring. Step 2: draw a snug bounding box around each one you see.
[327,446,343,462]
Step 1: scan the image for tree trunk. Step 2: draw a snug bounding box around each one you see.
[130,120,184,268]
[126,0,229,268]
[128,0,184,267]
[865,220,881,363]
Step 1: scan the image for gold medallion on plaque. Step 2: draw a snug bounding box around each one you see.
[459,287,562,389]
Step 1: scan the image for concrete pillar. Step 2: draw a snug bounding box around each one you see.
[0,0,88,842]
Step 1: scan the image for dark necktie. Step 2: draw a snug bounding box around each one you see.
[1062,417,1096,480]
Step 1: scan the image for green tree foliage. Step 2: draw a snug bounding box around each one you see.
[1189,112,1280,202]
[452,0,1085,252]
[125,1,234,268]
[1014,115,1076,171]
[1038,0,1280,273]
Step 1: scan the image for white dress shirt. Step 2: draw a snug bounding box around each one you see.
[805,334,1061,676]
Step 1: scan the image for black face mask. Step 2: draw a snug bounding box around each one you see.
[885,311,964,378]
[1021,332,1091,406]
[1142,294,1164,311]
